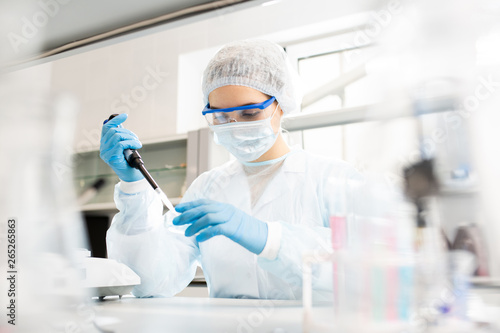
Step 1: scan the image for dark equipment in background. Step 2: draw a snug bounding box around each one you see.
[84,215,110,258]
[77,178,111,258]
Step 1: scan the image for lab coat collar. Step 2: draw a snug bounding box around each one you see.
[237,147,306,173]
[216,149,307,212]
[226,159,243,176]
[251,149,306,212]
[251,168,290,212]
[281,148,306,173]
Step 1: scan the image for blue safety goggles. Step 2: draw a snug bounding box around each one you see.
[202,96,276,126]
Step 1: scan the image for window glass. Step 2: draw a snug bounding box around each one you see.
[298,119,417,175]
[302,125,344,160]
[290,37,384,169]
[302,95,343,114]
[296,43,378,113]
[342,46,376,72]
[343,75,380,108]
[299,53,340,97]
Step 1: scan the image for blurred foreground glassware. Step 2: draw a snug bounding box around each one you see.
[0,70,99,332]
[303,174,417,333]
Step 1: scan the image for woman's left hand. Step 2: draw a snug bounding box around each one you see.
[173,199,268,255]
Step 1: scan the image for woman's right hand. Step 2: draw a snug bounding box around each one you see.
[100,113,144,182]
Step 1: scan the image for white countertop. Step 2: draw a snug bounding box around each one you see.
[93,296,305,333]
[91,290,500,333]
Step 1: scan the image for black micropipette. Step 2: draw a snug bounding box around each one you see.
[104,114,176,213]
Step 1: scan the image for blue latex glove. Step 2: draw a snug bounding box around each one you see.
[100,113,143,182]
[173,199,268,255]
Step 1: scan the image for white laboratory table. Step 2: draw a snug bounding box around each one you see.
[92,296,306,333]
[91,289,500,333]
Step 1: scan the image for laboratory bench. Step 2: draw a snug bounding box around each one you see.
[92,296,304,333]
[90,289,500,333]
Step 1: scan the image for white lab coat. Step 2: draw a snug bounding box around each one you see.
[106,148,360,300]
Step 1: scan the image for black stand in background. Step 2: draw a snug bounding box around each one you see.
[84,215,110,258]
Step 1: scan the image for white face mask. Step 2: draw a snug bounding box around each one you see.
[212,107,279,162]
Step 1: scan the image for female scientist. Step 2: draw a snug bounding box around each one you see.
[100,39,359,300]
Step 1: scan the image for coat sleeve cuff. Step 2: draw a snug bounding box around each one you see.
[258,222,282,260]
[119,178,150,194]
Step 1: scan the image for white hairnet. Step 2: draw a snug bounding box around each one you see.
[202,39,303,115]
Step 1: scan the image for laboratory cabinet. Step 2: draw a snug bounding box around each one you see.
[74,134,188,261]
[74,134,188,214]
[74,127,227,214]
